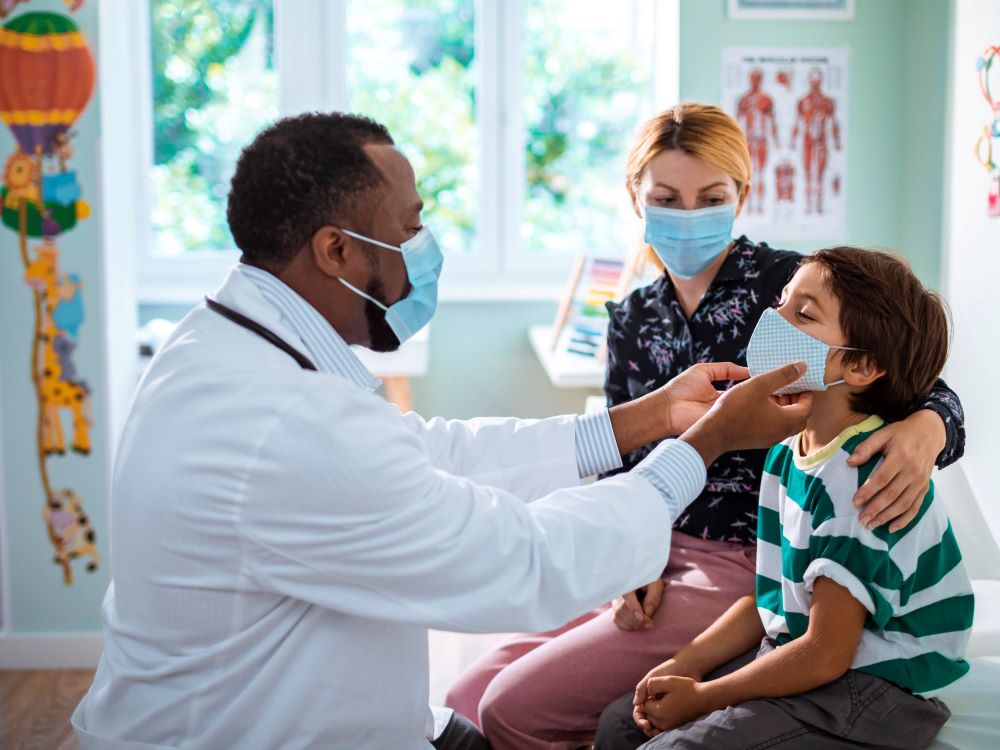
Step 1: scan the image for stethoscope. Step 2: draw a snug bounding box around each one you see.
[205,296,318,372]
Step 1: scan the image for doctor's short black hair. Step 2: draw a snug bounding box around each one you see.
[227,112,394,272]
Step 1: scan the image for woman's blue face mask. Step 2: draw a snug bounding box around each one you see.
[643,203,737,279]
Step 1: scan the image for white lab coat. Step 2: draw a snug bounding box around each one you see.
[72,268,693,749]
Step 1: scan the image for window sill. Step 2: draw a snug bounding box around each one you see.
[137,276,569,306]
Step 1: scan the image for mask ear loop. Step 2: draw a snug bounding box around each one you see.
[336,229,403,311]
[338,278,389,311]
[341,229,404,253]
[337,276,389,312]
[824,344,866,388]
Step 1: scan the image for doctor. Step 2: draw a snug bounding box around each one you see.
[73,113,811,750]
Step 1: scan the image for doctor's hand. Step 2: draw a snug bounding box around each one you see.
[658,362,753,435]
[613,579,665,631]
[609,362,750,458]
[680,363,813,469]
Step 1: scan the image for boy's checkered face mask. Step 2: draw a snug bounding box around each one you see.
[747,307,863,395]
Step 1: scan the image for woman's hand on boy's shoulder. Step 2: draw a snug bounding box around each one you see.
[848,410,944,533]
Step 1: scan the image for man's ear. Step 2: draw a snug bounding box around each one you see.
[310,226,352,278]
[842,354,885,388]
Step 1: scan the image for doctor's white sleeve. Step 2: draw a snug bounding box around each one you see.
[396,407,621,500]
[238,383,705,634]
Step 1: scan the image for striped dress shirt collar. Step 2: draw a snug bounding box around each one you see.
[237,263,380,393]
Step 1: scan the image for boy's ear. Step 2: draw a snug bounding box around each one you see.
[841,354,885,388]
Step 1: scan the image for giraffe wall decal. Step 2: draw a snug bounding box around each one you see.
[1,9,98,585]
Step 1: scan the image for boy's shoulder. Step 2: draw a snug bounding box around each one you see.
[839,419,887,483]
[763,417,937,524]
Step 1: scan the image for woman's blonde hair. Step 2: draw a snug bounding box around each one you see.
[625,103,752,273]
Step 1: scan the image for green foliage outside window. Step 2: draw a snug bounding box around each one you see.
[150,0,650,256]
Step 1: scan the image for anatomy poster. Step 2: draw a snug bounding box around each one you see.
[722,47,848,240]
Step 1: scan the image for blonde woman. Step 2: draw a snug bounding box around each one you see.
[445,104,965,750]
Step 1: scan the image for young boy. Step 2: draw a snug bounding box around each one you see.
[595,247,974,750]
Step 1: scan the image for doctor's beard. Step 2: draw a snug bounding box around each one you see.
[364,276,402,353]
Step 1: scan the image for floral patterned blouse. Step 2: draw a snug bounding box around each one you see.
[602,236,966,545]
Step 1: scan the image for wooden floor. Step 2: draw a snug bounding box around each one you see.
[0,670,93,750]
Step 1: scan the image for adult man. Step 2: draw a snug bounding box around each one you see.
[73,113,811,750]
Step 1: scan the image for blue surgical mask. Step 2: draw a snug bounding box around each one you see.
[746,307,863,395]
[338,226,443,344]
[644,203,736,279]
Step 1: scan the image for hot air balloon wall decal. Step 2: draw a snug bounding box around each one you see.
[0,8,99,585]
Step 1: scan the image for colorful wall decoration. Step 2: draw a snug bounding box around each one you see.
[549,256,631,363]
[974,45,1000,218]
[0,7,98,584]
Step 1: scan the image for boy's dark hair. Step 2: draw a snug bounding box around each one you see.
[227,112,394,273]
[803,247,950,421]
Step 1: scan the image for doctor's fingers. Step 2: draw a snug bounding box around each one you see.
[715,377,812,451]
[687,361,750,384]
[744,362,808,397]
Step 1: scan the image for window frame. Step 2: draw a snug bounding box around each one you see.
[132,0,679,303]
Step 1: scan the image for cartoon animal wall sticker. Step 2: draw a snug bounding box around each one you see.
[974,45,1000,218]
[0,6,98,584]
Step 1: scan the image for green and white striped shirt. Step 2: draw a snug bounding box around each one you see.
[756,415,973,696]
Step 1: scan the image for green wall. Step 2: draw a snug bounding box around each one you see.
[679,0,950,287]
[0,0,110,631]
[900,0,951,290]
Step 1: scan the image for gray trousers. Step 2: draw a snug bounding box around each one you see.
[432,711,492,750]
[595,638,951,750]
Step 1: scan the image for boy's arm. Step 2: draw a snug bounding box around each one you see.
[631,594,763,736]
[642,577,867,733]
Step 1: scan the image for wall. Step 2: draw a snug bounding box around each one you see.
[679,0,949,288]
[942,0,1000,539]
[0,0,110,642]
[139,300,602,420]
[900,0,951,289]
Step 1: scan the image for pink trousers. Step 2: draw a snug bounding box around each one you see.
[444,532,757,750]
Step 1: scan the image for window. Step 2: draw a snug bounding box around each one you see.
[137,0,678,300]
[346,0,479,257]
[151,0,277,255]
[518,0,657,260]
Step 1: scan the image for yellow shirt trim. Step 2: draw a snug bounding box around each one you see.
[793,414,885,470]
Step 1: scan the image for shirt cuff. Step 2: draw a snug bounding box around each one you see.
[632,439,707,522]
[574,409,623,478]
